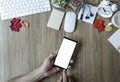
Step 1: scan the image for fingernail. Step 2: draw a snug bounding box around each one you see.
[68,66,71,69]
[70,60,74,63]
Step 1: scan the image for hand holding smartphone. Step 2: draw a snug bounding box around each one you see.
[54,38,77,69]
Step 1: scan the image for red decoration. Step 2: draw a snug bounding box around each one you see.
[10,18,22,32]
[93,18,105,32]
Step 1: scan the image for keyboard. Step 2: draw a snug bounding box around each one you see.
[0,0,51,20]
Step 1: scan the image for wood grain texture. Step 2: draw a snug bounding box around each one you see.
[0,0,120,82]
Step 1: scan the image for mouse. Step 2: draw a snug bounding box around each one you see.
[64,12,76,33]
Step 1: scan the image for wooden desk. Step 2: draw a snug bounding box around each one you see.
[0,0,120,82]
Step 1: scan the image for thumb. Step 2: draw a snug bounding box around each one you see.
[63,70,67,82]
[49,51,58,59]
[68,77,74,82]
[57,76,62,82]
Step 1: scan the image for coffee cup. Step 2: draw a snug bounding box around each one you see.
[108,11,120,28]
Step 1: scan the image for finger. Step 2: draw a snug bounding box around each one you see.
[63,70,67,82]
[68,66,71,69]
[57,76,63,82]
[53,50,58,55]
[49,51,58,58]
[68,59,74,68]
[67,60,74,69]
[68,78,72,82]
[49,54,56,59]
[69,77,74,82]
[70,60,74,64]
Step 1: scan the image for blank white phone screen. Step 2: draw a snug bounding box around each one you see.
[54,38,77,69]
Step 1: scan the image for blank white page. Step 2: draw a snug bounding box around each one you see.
[54,38,77,69]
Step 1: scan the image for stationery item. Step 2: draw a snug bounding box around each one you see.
[108,11,120,29]
[54,38,77,69]
[47,8,65,30]
[78,4,98,24]
[108,29,120,53]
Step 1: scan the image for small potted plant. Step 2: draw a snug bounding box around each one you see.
[51,0,67,8]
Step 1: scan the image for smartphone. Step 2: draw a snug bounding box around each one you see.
[54,38,77,69]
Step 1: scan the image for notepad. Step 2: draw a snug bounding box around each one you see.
[108,29,120,53]
[47,8,65,30]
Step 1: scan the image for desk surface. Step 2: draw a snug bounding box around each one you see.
[0,0,120,82]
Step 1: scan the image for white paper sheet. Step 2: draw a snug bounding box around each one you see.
[108,29,120,53]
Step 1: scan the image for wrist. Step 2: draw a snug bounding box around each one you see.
[31,68,46,81]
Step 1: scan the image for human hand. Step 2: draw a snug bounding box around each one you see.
[57,70,74,82]
[40,51,73,77]
[40,51,60,77]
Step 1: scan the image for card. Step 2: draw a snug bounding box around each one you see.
[108,29,120,53]
[78,4,98,24]
[47,8,65,30]
[54,38,77,69]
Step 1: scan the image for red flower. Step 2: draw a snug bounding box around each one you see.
[10,18,22,32]
[93,18,105,32]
